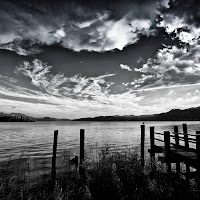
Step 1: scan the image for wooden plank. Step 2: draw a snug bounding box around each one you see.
[158,155,184,163]
[170,148,197,169]
[150,145,198,168]
[171,144,196,152]
[148,145,164,153]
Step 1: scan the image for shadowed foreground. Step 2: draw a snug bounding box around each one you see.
[0,146,199,200]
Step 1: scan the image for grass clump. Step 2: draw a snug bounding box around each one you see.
[0,146,200,199]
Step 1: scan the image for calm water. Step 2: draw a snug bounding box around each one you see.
[0,121,200,161]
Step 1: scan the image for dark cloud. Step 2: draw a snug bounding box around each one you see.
[0,0,169,55]
[168,0,200,26]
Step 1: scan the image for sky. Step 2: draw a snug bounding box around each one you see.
[0,0,200,119]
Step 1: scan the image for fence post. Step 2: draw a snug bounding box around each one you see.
[174,126,179,147]
[183,124,190,183]
[183,124,189,149]
[80,129,85,165]
[150,126,155,169]
[52,130,58,187]
[141,124,145,168]
[196,131,200,191]
[164,131,171,173]
[174,126,180,174]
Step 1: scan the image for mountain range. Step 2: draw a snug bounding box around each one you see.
[74,106,200,121]
[0,113,70,122]
[1,106,200,122]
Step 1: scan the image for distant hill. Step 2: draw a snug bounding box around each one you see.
[0,112,35,122]
[35,117,70,121]
[1,106,200,122]
[0,112,70,122]
[74,107,200,121]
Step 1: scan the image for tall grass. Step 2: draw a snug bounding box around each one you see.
[0,146,199,200]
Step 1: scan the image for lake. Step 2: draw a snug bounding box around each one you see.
[1,121,200,161]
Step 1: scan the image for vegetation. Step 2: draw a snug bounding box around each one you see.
[0,147,199,200]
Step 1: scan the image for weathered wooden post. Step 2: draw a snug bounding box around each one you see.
[183,124,189,149]
[141,124,145,167]
[150,126,155,169]
[174,126,180,174]
[196,131,200,191]
[52,130,58,187]
[183,124,190,182]
[164,131,171,173]
[80,129,85,165]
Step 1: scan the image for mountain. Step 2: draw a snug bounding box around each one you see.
[74,107,200,121]
[1,106,200,122]
[0,112,70,122]
[0,112,35,122]
[35,117,70,121]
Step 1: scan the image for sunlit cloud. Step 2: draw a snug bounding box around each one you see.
[119,64,132,71]
[157,14,200,45]
[16,59,116,98]
[132,45,200,89]
[0,0,168,55]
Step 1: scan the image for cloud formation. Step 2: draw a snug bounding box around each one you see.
[157,14,200,45]
[3,65,200,118]
[16,59,115,99]
[132,44,200,89]
[0,0,169,55]
[1,0,200,118]
[119,64,132,71]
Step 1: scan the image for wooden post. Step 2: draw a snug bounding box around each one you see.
[174,126,180,174]
[196,131,200,191]
[141,124,145,167]
[80,129,85,165]
[183,124,190,183]
[183,124,189,149]
[164,131,171,173]
[150,126,155,169]
[174,126,179,147]
[52,130,58,186]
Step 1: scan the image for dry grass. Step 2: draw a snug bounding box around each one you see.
[0,146,199,200]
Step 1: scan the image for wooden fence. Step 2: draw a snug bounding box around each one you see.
[140,123,200,190]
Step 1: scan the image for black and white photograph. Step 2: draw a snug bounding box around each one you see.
[0,0,200,199]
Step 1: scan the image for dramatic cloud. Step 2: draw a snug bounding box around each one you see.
[2,67,200,118]
[133,45,200,89]
[1,0,200,118]
[16,59,115,98]
[157,14,200,45]
[0,0,169,55]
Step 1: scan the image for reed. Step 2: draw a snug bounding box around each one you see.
[0,145,199,200]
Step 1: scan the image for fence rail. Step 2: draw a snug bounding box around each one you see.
[147,123,200,190]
